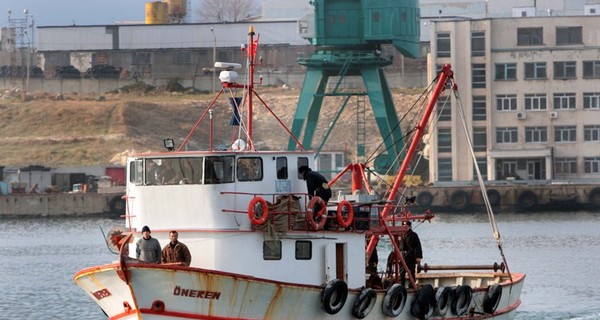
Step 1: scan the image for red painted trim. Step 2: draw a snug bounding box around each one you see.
[139,308,260,320]
[108,307,137,320]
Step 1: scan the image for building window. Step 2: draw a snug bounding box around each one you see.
[585,157,600,173]
[584,125,600,141]
[556,26,582,45]
[524,62,547,79]
[525,126,548,143]
[495,63,517,80]
[472,96,486,121]
[496,127,518,143]
[471,31,485,56]
[132,52,151,65]
[472,64,486,88]
[553,61,577,79]
[524,94,547,111]
[517,27,543,45]
[437,100,451,121]
[496,94,517,111]
[553,93,576,110]
[173,51,192,64]
[583,61,600,79]
[473,157,487,180]
[437,32,451,57]
[583,93,600,109]
[473,127,487,151]
[438,128,452,153]
[438,158,452,181]
[555,157,577,175]
[554,126,577,142]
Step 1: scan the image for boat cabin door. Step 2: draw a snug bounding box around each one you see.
[324,242,347,283]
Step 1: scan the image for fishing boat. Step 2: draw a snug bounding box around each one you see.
[74,26,525,319]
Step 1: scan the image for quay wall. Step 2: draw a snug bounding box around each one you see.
[0,193,124,218]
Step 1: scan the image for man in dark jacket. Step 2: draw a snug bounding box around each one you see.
[298,165,332,203]
[399,221,422,287]
[161,230,192,266]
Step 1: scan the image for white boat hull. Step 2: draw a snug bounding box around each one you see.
[75,263,525,319]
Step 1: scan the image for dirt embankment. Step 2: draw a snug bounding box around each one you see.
[0,87,422,168]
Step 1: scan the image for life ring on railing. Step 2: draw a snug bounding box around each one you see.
[517,190,538,211]
[247,196,269,225]
[411,283,435,319]
[417,191,434,207]
[486,189,501,207]
[451,285,472,316]
[588,187,600,208]
[434,286,453,316]
[336,200,354,228]
[450,190,470,210]
[307,196,327,230]
[382,283,407,317]
[483,284,502,314]
[351,287,376,319]
[321,279,347,315]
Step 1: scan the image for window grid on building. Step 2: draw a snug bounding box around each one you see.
[556,26,582,45]
[438,128,452,152]
[437,32,451,57]
[584,157,600,173]
[496,127,518,143]
[524,62,547,79]
[583,92,600,109]
[553,61,577,79]
[473,127,487,151]
[583,61,600,79]
[554,126,577,142]
[473,157,487,180]
[471,31,485,57]
[525,126,548,142]
[496,94,517,111]
[524,93,547,110]
[495,63,517,80]
[472,96,487,121]
[554,157,577,175]
[437,100,451,121]
[438,158,452,181]
[553,93,576,110]
[584,125,600,141]
[517,27,543,45]
[472,64,486,88]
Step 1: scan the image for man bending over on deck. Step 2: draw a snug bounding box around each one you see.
[161,230,192,266]
[299,165,332,203]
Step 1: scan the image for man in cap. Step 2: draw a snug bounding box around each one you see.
[136,225,162,263]
[298,165,332,203]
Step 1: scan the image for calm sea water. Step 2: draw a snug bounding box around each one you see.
[1,212,599,319]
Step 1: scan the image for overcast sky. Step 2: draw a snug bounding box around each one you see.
[0,0,195,27]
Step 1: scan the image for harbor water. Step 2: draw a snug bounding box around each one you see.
[1,212,599,319]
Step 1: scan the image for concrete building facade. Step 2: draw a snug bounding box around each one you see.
[428,15,600,183]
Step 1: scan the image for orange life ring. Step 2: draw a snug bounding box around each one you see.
[307,196,327,230]
[248,196,269,225]
[336,200,354,228]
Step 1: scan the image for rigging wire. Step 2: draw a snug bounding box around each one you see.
[451,81,512,278]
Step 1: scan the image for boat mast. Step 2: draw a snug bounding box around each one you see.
[246,26,257,150]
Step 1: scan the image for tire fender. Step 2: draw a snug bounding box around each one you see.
[483,284,502,314]
[434,286,453,316]
[451,285,472,316]
[411,283,435,319]
[382,283,407,317]
[351,287,376,319]
[321,279,347,315]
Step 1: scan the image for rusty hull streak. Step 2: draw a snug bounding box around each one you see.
[263,285,284,318]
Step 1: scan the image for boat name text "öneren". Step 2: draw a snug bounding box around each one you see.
[173,286,221,300]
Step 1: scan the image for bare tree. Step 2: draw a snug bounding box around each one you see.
[196,0,260,23]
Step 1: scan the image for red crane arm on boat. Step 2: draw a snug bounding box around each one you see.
[381,64,454,218]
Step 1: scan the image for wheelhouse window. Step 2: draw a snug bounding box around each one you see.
[553,61,576,80]
[583,61,600,79]
[436,32,451,58]
[276,157,288,179]
[524,62,547,80]
[237,157,263,181]
[553,93,576,110]
[554,126,577,142]
[145,157,204,185]
[131,159,143,184]
[295,241,312,260]
[205,156,235,184]
[556,26,582,45]
[263,240,282,260]
[524,94,547,111]
[472,96,487,121]
[496,127,518,143]
[517,27,543,45]
[495,63,517,80]
[297,157,309,179]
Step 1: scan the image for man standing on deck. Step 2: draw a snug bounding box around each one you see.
[161,230,192,266]
[399,221,422,288]
[136,225,161,263]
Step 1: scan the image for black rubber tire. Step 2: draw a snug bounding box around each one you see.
[451,285,472,316]
[449,190,470,210]
[417,191,434,207]
[109,195,125,216]
[486,189,501,207]
[321,279,348,315]
[517,190,538,211]
[411,283,435,320]
[351,288,376,319]
[483,284,502,314]
[434,286,454,316]
[382,283,407,317]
